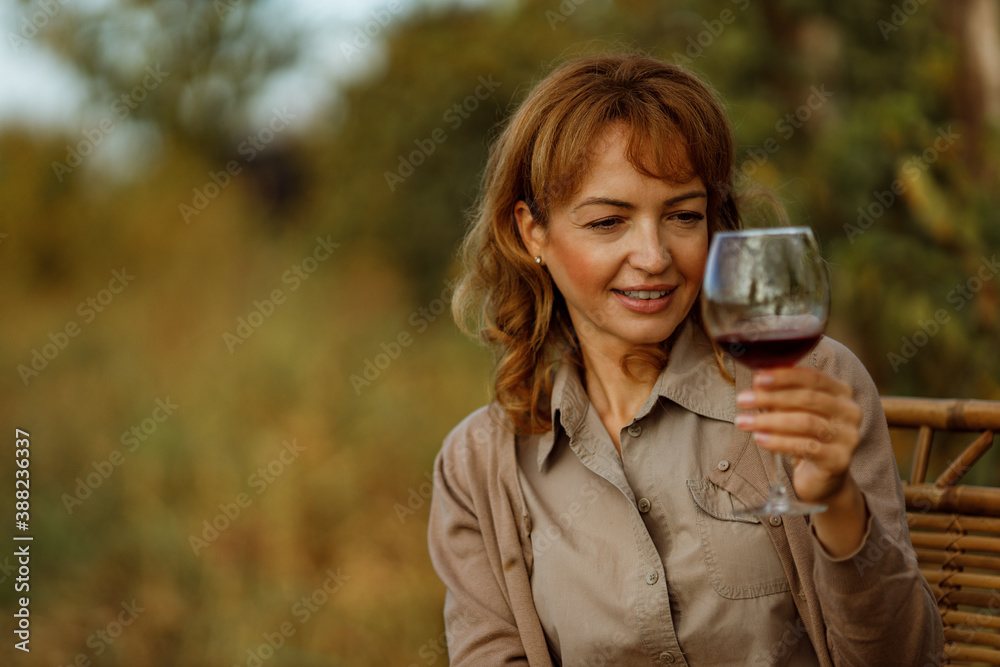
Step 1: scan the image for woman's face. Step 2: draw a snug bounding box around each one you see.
[516,122,709,362]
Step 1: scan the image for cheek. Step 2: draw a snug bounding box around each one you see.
[690,249,708,283]
[676,235,708,286]
[550,240,616,295]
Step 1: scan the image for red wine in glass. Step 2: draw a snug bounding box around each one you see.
[714,314,825,369]
[701,229,830,517]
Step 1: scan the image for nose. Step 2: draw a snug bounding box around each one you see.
[628,220,671,275]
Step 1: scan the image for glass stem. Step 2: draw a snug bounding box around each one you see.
[769,451,787,498]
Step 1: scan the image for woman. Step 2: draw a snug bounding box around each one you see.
[428,54,942,666]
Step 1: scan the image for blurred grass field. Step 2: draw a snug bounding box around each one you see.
[0,161,494,664]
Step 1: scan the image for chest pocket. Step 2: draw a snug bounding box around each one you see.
[686,479,790,599]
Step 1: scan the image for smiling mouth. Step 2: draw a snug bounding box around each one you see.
[613,288,675,300]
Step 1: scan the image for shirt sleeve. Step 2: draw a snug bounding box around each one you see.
[809,339,944,666]
[426,409,536,666]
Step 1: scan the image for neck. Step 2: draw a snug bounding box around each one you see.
[580,343,662,452]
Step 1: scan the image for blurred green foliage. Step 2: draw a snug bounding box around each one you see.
[2,0,999,664]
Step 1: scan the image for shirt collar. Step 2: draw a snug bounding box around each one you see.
[534,361,588,471]
[535,318,736,471]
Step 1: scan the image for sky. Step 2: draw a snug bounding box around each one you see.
[0,0,497,129]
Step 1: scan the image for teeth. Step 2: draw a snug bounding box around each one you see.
[622,289,669,300]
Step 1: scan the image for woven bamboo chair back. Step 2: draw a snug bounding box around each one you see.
[883,396,1000,665]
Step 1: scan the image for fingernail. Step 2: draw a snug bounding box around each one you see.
[754,373,773,387]
[735,414,754,428]
[753,432,770,444]
[736,391,755,407]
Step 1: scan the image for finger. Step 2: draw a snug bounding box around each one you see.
[752,432,851,471]
[738,388,862,427]
[739,386,842,416]
[752,367,852,399]
[736,411,840,442]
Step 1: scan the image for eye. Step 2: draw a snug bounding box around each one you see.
[669,211,706,225]
[587,217,622,230]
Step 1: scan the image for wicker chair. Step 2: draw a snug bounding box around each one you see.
[883,396,1000,665]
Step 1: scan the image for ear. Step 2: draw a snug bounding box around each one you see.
[514,201,546,260]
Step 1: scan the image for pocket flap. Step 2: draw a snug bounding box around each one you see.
[686,480,790,599]
[686,479,759,524]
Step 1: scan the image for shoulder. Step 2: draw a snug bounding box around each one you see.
[809,335,890,439]
[437,404,516,490]
[442,404,513,457]
[809,335,871,382]
[808,336,881,402]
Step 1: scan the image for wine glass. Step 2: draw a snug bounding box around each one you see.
[701,227,830,516]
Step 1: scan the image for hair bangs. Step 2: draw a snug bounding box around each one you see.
[624,116,697,185]
[528,98,612,216]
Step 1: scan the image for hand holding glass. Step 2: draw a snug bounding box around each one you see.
[701,227,830,516]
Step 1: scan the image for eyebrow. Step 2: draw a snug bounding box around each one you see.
[572,190,708,212]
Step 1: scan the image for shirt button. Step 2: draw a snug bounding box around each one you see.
[769,515,782,526]
[637,497,651,513]
[717,460,730,472]
[627,423,642,437]
[645,570,658,585]
[659,652,675,664]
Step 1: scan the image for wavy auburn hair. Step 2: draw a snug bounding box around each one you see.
[453,55,742,435]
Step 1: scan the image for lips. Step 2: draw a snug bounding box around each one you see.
[612,286,677,314]
[616,289,672,300]
[612,285,676,300]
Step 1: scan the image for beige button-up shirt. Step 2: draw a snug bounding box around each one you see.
[516,323,818,664]
[428,319,943,666]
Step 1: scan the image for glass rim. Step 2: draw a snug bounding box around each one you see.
[712,226,815,238]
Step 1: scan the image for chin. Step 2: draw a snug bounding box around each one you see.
[623,322,682,347]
